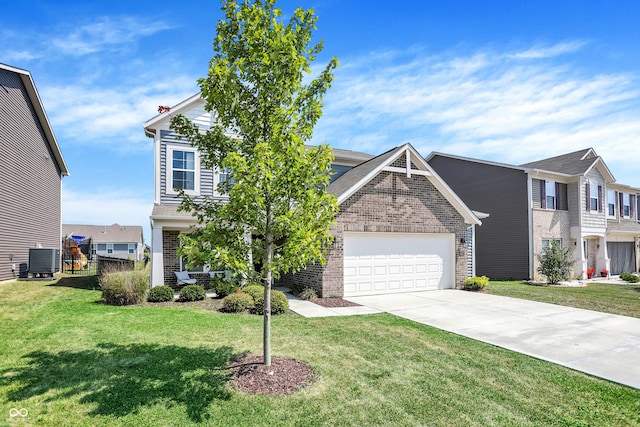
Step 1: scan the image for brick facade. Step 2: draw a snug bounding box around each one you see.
[280,167,469,297]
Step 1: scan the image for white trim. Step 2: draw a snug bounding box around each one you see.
[166,144,201,196]
[382,166,432,176]
[154,131,161,203]
[527,175,534,279]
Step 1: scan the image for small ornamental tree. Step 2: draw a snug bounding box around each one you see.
[537,241,575,284]
[170,0,338,366]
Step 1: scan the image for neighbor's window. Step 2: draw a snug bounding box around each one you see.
[107,244,113,254]
[623,193,631,218]
[545,181,556,210]
[128,243,135,254]
[590,184,599,211]
[542,238,562,248]
[607,190,616,217]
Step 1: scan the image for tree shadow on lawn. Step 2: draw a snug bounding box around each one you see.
[2,343,236,422]
[49,275,100,291]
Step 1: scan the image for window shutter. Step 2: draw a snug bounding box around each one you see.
[631,195,636,218]
[637,195,640,221]
[540,180,546,209]
[620,192,624,217]
[555,182,561,210]
[585,183,590,211]
[598,185,603,213]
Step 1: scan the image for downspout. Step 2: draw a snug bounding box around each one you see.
[526,172,534,280]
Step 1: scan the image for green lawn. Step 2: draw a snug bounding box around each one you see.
[1,276,639,426]
[485,280,640,318]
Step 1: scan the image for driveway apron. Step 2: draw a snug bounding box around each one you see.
[345,290,640,389]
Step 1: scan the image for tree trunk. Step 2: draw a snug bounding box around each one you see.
[263,225,272,366]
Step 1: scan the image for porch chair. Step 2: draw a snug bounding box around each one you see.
[175,271,197,285]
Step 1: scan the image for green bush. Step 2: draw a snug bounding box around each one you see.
[222,292,254,313]
[214,279,239,298]
[620,272,640,283]
[100,270,149,305]
[254,290,289,315]
[147,285,174,302]
[463,275,490,291]
[298,288,317,300]
[242,283,264,301]
[537,241,575,284]
[179,284,206,302]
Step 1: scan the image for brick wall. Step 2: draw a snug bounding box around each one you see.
[162,230,180,287]
[282,168,469,297]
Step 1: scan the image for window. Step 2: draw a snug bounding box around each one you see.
[607,190,616,217]
[173,150,195,190]
[623,193,631,218]
[167,145,200,195]
[128,244,135,254]
[107,244,113,254]
[542,238,562,249]
[545,181,556,210]
[590,184,599,211]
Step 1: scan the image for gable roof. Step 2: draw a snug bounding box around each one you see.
[521,148,615,182]
[62,224,144,244]
[1,63,69,176]
[144,93,202,137]
[328,143,481,225]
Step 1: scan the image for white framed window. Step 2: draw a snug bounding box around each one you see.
[107,243,113,254]
[590,184,599,212]
[607,190,616,217]
[167,145,200,195]
[623,193,631,218]
[542,238,562,249]
[128,243,135,254]
[545,181,556,210]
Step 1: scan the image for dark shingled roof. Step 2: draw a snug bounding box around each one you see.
[327,146,404,201]
[520,148,597,176]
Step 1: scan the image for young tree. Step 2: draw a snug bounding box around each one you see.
[170,0,338,366]
[537,241,575,284]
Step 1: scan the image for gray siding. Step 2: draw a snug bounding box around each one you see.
[0,68,62,281]
[582,169,607,229]
[428,156,530,279]
[568,182,580,227]
[159,130,218,205]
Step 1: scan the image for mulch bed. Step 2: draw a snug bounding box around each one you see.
[307,296,360,308]
[228,355,315,396]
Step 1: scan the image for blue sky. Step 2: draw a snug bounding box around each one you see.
[3,0,640,242]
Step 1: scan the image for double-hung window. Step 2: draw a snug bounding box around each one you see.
[167,145,199,195]
[589,184,600,212]
[623,193,631,218]
[542,238,562,249]
[128,244,135,255]
[545,181,556,210]
[107,244,113,254]
[607,190,616,217]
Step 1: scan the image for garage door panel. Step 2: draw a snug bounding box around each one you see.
[343,233,453,297]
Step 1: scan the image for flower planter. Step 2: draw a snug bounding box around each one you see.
[601,271,609,278]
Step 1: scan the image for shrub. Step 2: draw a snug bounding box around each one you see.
[242,283,264,301]
[463,275,489,291]
[179,284,206,302]
[254,290,289,315]
[620,272,640,283]
[222,292,254,313]
[298,287,318,300]
[537,241,575,284]
[213,279,239,298]
[147,285,174,302]
[100,269,149,305]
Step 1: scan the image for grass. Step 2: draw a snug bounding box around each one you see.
[485,280,640,318]
[1,276,639,426]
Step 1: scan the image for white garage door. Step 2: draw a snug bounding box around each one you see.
[343,232,454,297]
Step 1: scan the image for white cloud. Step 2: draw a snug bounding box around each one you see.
[311,41,640,186]
[50,16,174,56]
[62,187,152,243]
[40,74,198,151]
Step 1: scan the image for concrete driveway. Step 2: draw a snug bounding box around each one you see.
[345,290,640,389]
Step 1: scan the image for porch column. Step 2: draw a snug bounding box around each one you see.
[150,223,164,287]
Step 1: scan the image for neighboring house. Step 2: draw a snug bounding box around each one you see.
[144,95,481,294]
[62,224,145,261]
[427,148,640,280]
[0,63,70,281]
